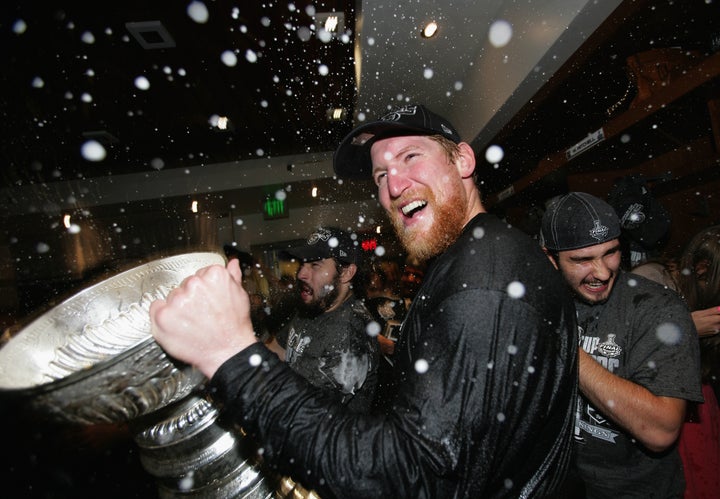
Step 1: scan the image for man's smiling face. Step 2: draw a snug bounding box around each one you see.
[555,239,622,305]
[370,135,468,261]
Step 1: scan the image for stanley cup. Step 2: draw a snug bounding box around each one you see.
[0,252,314,498]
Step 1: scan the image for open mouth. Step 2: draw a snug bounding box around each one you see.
[401,200,427,217]
[583,280,608,293]
[300,282,313,299]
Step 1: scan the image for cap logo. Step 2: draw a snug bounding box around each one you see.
[589,220,610,242]
[307,228,332,245]
[620,202,646,229]
[441,123,453,136]
[380,105,418,122]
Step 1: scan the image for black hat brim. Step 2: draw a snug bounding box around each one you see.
[334,122,450,178]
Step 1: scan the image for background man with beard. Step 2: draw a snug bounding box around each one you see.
[268,227,379,413]
[540,192,703,498]
[150,104,578,498]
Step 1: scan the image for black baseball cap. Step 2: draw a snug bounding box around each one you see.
[279,227,358,265]
[606,176,671,249]
[333,104,462,178]
[541,192,622,252]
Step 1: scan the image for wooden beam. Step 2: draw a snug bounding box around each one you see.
[488,50,720,206]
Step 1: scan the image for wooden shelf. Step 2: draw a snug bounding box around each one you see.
[488,50,720,207]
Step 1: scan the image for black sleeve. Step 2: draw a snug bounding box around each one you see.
[210,343,403,498]
[273,321,290,349]
[209,288,573,498]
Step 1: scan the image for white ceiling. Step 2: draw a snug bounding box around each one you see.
[0,0,623,236]
[355,0,622,146]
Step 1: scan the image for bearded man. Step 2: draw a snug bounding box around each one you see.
[269,227,379,413]
[151,104,578,498]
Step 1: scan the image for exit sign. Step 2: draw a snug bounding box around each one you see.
[263,196,288,220]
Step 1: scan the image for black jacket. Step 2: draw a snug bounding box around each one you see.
[210,213,578,498]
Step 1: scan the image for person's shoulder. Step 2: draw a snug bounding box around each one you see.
[465,212,517,236]
[424,214,560,297]
[631,262,677,291]
[466,213,545,255]
[623,270,672,293]
[454,213,559,279]
[632,261,666,273]
[328,297,373,325]
[348,297,374,322]
[617,271,688,309]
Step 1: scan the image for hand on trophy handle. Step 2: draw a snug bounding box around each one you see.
[150,258,259,379]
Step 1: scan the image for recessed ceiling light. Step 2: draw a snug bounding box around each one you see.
[421,21,439,38]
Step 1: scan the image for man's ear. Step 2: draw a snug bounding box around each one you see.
[340,263,357,283]
[456,142,476,179]
[542,248,559,270]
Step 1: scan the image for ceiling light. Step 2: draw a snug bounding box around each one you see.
[315,12,345,37]
[311,186,318,198]
[209,114,234,132]
[326,107,346,121]
[191,200,198,213]
[421,21,439,38]
[324,16,339,32]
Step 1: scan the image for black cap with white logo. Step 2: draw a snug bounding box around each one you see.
[333,104,461,178]
[279,227,358,265]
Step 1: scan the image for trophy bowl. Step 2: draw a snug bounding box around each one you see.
[0,252,225,424]
[0,252,300,498]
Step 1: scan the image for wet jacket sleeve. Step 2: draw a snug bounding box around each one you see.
[208,288,566,498]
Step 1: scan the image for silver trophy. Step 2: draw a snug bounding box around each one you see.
[0,252,316,498]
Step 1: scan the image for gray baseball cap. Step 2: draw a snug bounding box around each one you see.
[541,192,622,251]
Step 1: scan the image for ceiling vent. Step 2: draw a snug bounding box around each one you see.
[82,130,120,144]
[126,21,176,49]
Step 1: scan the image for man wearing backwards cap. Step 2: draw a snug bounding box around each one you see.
[540,192,703,499]
[269,227,379,413]
[151,104,578,498]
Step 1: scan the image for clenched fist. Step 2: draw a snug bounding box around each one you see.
[150,258,259,379]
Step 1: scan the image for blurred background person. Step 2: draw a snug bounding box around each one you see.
[606,175,672,269]
[266,227,379,413]
[224,244,275,341]
[361,261,407,355]
[633,225,720,499]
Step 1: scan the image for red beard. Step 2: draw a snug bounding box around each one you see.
[390,183,468,262]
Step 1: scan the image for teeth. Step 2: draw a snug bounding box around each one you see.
[402,200,427,216]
